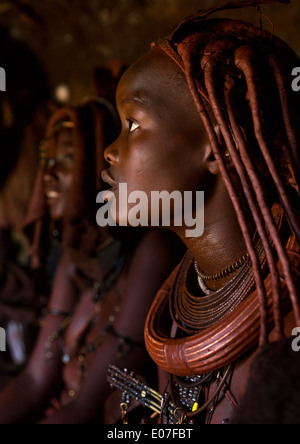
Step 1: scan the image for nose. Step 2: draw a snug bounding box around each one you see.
[104,140,120,165]
[43,159,58,183]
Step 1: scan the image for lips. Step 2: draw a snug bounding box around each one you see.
[101,169,118,191]
[46,190,61,199]
[101,169,119,203]
[44,187,62,204]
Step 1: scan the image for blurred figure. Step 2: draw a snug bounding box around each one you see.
[0,97,184,424]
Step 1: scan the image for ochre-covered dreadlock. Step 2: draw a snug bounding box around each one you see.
[151,0,300,347]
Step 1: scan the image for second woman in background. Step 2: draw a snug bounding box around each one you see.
[0,93,184,424]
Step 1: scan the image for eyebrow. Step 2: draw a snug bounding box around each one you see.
[120,94,152,109]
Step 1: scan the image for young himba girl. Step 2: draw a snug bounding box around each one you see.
[102,1,300,424]
[0,98,184,424]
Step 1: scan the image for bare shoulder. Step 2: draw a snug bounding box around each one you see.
[119,229,185,305]
[127,229,184,273]
[114,230,184,338]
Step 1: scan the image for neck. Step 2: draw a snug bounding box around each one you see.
[172,177,247,291]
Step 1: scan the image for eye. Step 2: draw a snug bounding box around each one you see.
[65,153,74,162]
[127,119,140,133]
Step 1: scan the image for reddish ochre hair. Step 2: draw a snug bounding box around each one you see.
[156,0,300,345]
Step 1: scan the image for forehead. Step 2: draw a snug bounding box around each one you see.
[56,127,73,142]
[116,48,190,108]
[44,127,73,159]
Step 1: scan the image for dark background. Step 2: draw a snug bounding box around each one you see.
[0,0,299,104]
[0,0,299,229]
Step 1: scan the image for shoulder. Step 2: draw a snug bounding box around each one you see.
[119,230,185,305]
[129,229,185,271]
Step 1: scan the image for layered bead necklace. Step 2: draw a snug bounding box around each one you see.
[164,240,266,422]
[170,239,266,335]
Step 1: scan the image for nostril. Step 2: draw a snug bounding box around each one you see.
[104,142,119,165]
[43,173,52,182]
[43,167,58,184]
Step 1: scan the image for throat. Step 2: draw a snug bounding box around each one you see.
[181,219,248,292]
[172,175,249,292]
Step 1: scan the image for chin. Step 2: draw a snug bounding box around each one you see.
[47,200,65,222]
[112,211,122,227]
[48,206,64,221]
[50,213,64,222]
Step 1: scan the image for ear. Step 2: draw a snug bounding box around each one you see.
[204,126,233,175]
[203,142,219,175]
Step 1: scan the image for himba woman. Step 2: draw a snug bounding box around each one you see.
[0,94,184,423]
[102,0,300,424]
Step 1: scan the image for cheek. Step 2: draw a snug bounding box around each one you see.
[125,136,171,179]
[59,171,74,192]
[121,132,204,194]
[121,148,154,189]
